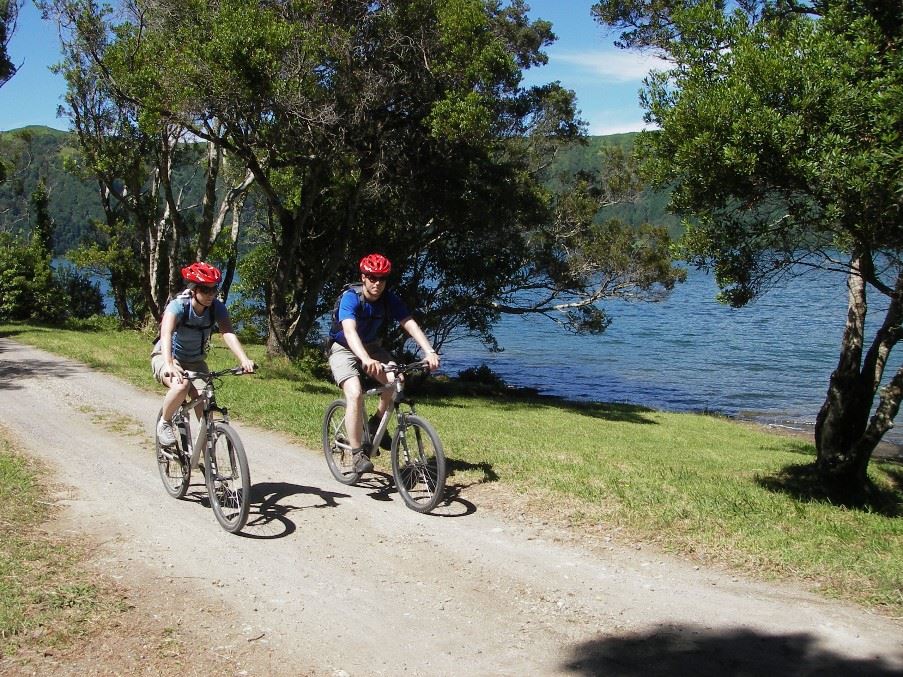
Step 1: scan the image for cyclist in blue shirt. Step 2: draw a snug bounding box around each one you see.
[327,253,440,473]
[152,262,255,446]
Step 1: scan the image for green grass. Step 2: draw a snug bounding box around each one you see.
[2,319,901,617]
[0,424,124,655]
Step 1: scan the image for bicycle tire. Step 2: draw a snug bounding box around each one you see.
[391,414,446,513]
[205,422,251,534]
[322,399,361,485]
[156,409,190,499]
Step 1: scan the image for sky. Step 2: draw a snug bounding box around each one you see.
[0,1,660,136]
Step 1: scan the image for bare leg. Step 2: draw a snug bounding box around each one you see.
[160,374,191,422]
[342,377,365,449]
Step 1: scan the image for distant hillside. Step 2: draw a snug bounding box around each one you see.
[0,126,678,253]
[0,126,104,253]
[543,133,679,237]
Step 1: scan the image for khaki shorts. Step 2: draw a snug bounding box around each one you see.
[328,342,394,387]
[150,353,209,390]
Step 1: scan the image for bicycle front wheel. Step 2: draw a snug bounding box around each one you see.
[392,414,446,513]
[156,409,190,499]
[205,422,251,534]
[323,399,361,485]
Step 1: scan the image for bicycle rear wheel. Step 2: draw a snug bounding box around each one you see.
[323,399,361,485]
[205,422,251,534]
[392,414,446,513]
[156,409,190,498]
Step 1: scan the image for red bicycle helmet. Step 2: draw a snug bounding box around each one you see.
[181,261,222,286]
[359,253,392,277]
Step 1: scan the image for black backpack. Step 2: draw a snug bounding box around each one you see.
[323,282,389,355]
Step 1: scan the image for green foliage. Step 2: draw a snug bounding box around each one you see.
[0,232,64,322]
[0,0,19,89]
[0,232,102,323]
[0,127,103,254]
[593,0,903,481]
[600,0,903,300]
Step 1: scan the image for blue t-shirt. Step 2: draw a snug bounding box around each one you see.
[330,288,410,346]
[166,296,228,362]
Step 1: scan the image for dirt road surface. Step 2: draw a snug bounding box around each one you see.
[0,337,901,676]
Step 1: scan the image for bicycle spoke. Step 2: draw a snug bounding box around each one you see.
[206,423,250,533]
[392,414,446,513]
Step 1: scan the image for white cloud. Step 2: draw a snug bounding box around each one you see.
[555,50,667,82]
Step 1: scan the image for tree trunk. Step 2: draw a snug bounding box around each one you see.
[814,254,903,487]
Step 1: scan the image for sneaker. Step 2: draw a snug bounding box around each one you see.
[368,415,392,452]
[157,418,177,447]
[352,449,374,474]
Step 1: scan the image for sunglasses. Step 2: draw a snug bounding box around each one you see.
[195,285,219,294]
[363,274,387,282]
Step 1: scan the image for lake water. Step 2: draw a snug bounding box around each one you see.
[440,266,903,445]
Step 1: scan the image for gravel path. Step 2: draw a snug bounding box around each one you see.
[0,337,900,676]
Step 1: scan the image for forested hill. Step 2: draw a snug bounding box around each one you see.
[0,126,677,254]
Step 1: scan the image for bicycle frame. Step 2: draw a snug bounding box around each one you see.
[170,370,233,468]
[361,363,421,453]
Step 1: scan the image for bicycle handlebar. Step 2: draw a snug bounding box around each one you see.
[381,360,432,375]
[184,365,254,380]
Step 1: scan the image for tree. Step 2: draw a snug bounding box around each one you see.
[0,180,101,323]
[1,0,23,183]
[592,0,903,488]
[0,0,19,87]
[58,0,683,358]
[46,0,254,324]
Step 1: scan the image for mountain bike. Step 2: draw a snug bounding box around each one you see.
[155,366,252,533]
[323,360,446,514]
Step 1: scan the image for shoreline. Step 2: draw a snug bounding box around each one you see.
[495,382,903,463]
[737,417,903,463]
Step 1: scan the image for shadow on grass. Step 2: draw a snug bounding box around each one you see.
[562,625,902,676]
[447,457,499,483]
[756,462,902,517]
[413,379,660,425]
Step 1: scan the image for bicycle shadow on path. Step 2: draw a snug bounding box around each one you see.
[241,481,351,539]
[562,624,903,676]
[357,471,478,517]
[180,479,349,539]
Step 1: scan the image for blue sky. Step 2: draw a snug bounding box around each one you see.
[1,1,659,135]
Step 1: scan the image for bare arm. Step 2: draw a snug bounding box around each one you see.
[218,314,255,373]
[400,317,440,371]
[341,318,384,378]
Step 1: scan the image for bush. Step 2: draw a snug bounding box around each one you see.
[55,266,104,319]
[0,234,103,323]
[458,364,508,388]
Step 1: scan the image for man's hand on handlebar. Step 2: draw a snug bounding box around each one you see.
[362,356,383,378]
[239,359,256,374]
[424,351,440,372]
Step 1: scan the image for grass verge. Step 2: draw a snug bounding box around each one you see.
[2,319,901,618]
[0,423,126,661]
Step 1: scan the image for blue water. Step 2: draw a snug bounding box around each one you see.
[440,266,903,444]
